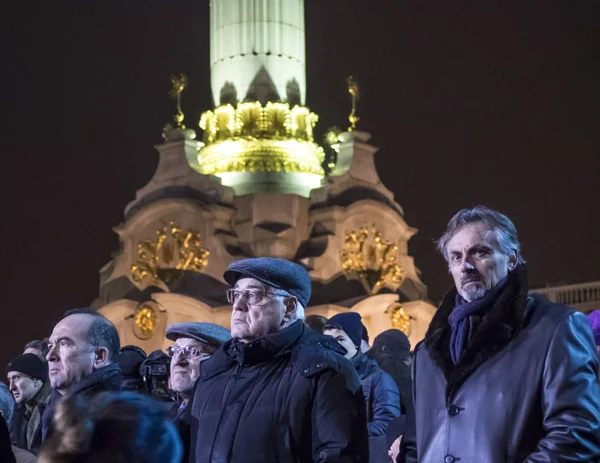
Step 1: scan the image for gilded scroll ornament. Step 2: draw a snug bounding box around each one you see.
[133,304,158,340]
[131,221,210,286]
[340,224,403,294]
[388,302,411,336]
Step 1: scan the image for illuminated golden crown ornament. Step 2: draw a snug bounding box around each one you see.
[162,74,196,141]
[347,76,360,132]
[169,73,188,129]
[131,221,210,286]
[133,303,159,340]
[340,224,403,294]
[388,302,412,336]
[197,102,325,177]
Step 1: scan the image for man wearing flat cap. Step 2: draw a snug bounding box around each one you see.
[187,257,369,462]
[6,353,51,455]
[166,322,231,414]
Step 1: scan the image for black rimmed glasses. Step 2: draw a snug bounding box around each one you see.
[166,345,211,360]
[226,288,291,306]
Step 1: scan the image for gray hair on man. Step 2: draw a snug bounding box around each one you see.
[437,205,525,265]
[0,382,14,424]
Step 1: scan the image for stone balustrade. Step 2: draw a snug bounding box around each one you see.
[532,281,600,310]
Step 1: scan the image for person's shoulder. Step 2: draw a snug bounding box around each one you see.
[528,293,579,325]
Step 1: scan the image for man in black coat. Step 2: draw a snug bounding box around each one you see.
[6,353,51,455]
[401,206,600,463]
[324,312,401,463]
[187,257,369,462]
[41,308,122,440]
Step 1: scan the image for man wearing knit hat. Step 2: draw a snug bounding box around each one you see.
[6,353,51,455]
[325,312,401,463]
[187,257,368,462]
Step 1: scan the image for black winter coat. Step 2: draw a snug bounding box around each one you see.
[41,363,122,441]
[187,321,369,462]
[354,353,400,463]
[401,266,600,463]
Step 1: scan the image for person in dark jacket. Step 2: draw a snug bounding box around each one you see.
[6,353,51,454]
[0,383,36,463]
[367,329,413,416]
[166,322,231,463]
[41,308,122,441]
[401,206,600,463]
[325,312,400,463]
[187,257,369,462]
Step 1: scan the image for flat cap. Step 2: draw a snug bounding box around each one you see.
[223,257,312,308]
[166,322,231,346]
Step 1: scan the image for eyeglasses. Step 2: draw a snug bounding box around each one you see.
[226,288,292,306]
[166,345,212,360]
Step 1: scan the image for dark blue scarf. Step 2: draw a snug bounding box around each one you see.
[448,276,508,364]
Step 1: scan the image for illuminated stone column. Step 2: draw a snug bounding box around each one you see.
[210,0,306,106]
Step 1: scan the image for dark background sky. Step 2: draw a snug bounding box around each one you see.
[2,0,599,370]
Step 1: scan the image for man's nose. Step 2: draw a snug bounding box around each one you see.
[173,349,188,363]
[9,380,16,391]
[232,295,248,311]
[459,260,476,273]
[46,345,58,362]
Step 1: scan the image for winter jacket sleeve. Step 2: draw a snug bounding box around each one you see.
[367,370,401,437]
[311,367,369,462]
[524,311,600,462]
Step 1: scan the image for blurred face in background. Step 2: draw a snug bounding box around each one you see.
[169,338,216,398]
[324,327,358,360]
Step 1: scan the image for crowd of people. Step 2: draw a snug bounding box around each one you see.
[1,205,600,463]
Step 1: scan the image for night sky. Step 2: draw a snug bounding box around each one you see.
[3,0,599,370]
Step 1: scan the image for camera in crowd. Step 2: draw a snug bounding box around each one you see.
[117,346,176,402]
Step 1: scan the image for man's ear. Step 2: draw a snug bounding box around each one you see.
[93,347,110,369]
[507,251,518,271]
[282,297,298,323]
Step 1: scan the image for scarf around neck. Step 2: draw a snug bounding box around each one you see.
[448,276,508,364]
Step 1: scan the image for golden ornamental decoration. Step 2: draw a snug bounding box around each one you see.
[197,102,325,177]
[133,304,159,340]
[388,302,411,336]
[347,76,360,132]
[340,224,403,294]
[131,221,210,285]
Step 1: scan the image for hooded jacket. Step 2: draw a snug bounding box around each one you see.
[187,320,369,462]
[401,266,600,463]
[41,363,121,441]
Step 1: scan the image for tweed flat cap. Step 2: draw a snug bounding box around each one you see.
[223,257,312,307]
[166,322,231,346]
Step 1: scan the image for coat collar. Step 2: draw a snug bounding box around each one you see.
[424,265,529,397]
[66,363,122,397]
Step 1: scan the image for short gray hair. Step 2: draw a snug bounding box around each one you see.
[0,383,14,424]
[437,205,525,264]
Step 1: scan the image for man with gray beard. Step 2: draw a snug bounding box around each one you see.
[401,206,600,463]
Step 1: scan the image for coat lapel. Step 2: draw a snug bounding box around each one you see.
[424,265,529,397]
